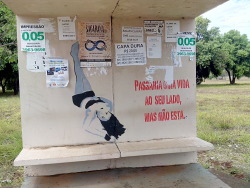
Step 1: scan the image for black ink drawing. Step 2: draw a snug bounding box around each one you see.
[71,42,126,141]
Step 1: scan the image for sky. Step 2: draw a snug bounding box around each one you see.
[202,0,250,39]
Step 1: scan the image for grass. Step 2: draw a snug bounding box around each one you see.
[0,91,23,187]
[197,78,250,182]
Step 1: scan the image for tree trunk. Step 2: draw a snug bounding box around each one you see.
[2,85,6,93]
[231,75,236,84]
[13,79,19,95]
[226,69,232,84]
[196,76,203,85]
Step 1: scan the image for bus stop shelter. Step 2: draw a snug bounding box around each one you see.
[2,0,230,187]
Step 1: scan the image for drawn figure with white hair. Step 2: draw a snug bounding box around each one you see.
[71,42,126,141]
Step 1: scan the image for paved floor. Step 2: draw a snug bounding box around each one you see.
[209,169,250,188]
[21,164,231,188]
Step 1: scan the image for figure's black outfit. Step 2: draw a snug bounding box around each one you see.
[100,114,126,141]
[71,42,126,141]
[73,94,126,141]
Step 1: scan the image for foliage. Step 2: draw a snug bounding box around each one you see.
[0,2,18,94]
[196,16,223,84]
[196,17,220,43]
[196,16,250,85]
[222,30,250,84]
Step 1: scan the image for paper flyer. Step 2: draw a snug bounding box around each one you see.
[165,20,180,42]
[20,24,46,52]
[145,65,174,84]
[26,52,47,72]
[144,20,164,35]
[122,27,143,42]
[164,66,174,85]
[147,36,162,58]
[26,39,51,72]
[78,22,111,67]
[115,43,147,66]
[57,17,76,40]
[45,58,69,88]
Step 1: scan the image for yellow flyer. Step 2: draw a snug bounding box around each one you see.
[78,22,111,67]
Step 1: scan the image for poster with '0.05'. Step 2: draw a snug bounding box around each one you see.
[20,24,46,52]
[176,32,196,56]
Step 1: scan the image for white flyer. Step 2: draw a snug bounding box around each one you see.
[20,24,46,52]
[147,36,162,58]
[165,66,174,85]
[57,17,76,40]
[115,43,147,66]
[45,58,69,88]
[145,65,174,84]
[144,20,164,35]
[122,27,143,43]
[27,52,46,72]
[39,18,55,33]
[26,40,51,72]
[176,32,196,56]
[165,20,180,42]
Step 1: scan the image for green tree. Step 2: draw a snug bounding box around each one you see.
[243,43,250,77]
[222,30,250,84]
[195,17,250,85]
[196,16,223,84]
[0,1,18,94]
[196,16,220,42]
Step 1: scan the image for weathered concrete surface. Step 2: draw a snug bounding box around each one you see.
[21,164,231,188]
[209,169,250,188]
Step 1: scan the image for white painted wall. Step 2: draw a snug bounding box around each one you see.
[17,16,196,147]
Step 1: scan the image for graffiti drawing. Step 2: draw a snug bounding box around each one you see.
[71,42,126,141]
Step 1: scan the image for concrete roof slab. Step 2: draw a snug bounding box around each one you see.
[3,0,228,18]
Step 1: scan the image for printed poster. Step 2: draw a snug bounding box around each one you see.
[165,20,180,42]
[78,22,111,67]
[58,17,76,40]
[20,24,45,52]
[144,20,164,35]
[115,43,147,66]
[147,36,162,58]
[176,32,196,56]
[45,58,69,88]
[122,27,143,42]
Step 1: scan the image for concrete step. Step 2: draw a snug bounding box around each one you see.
[15,137,213,166]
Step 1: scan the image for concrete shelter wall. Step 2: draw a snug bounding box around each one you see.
[17,15,196,147]
[112,17,196,143]
[17,16,113,147]
[2,0,226,176]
